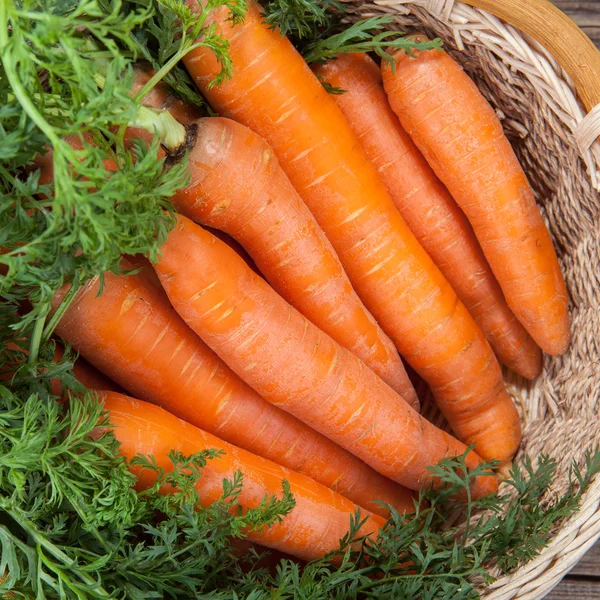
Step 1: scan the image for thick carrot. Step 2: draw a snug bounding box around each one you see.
[102,391,384,561]
[182,1,520,463]
[314,53,542,380]
[381,44,570,357]
[52,264,415,517]
[154,215,499,497]
[169,116,417,406]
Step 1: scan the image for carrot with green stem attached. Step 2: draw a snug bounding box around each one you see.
[131,77,415,404]
[153,214,499,497]
[131,63,204,127]
[314,52,542,380]
[182,1,520,463]
[52,263,415,517]
[102,391,385,561]
[161,115,416,406]
[381,43,570,357]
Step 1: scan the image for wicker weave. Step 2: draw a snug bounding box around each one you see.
[341,1,600,598]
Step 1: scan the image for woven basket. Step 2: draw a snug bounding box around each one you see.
[341,0,600,598]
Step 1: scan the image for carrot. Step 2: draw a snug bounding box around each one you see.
[314,53,542,380]
[203,226,263,278]
[52,263,416,517]
[182,2,520,463]
[153,214,498,497]
[168,116,417,406]
[102,391,384,561]
[381,44,570,357]
[122,254,167,296]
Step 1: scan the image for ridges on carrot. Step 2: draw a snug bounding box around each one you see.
[381,42,570,357]
[313,52,542,380]
[51,262,416,517]
[181,1,521,464]
[153,214,499,498]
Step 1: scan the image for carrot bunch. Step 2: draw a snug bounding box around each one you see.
[44,2,570,564]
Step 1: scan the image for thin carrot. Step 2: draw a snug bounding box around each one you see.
[314,53,542,380]
[153,214,499,497]
[182,1,520,463]
[102,391,384,561]
[168,115,417,406]
[203,226,263,277]
[381,43,570,357]
[52,263,416,517]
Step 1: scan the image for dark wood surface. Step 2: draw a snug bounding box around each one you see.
[542,6,599,595]
[554,1,600,45]
[546,540,600,599]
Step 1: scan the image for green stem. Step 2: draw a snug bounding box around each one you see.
[5,506,111,598]
[133,106,187,151]
[43,280,80,343]
[0,3,60,146]
[94,74,187,152]
[133,26,208,103]
[37,545,89,600]
[358,569,483,592]
[29,312,47,366]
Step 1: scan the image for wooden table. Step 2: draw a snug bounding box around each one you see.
[543,6,599,598]
[554,1,600,46]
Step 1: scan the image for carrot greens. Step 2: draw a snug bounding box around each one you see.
[1,388,598,599]
[0,0,241,367]
[259,0,442,67]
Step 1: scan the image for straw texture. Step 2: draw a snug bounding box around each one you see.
[341,1,600,598]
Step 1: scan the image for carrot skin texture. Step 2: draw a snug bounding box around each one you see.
[182,2,520,463]
[102,392,384,561]
[381,46,570,357]
[52,265,415,517]
[171,116,417,407]
[154,216,498,498]
[314,53,542,380]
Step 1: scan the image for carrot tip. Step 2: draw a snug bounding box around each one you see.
[497,462,513,481]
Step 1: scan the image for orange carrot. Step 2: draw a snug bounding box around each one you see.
[381,44,570,357]
[52,263,415,517]
[182,2,520,463]
[168,116,417,406]
[314,53,542,380]
[203,226,263,278]
[154,215,499,498]
[102,391,384,561]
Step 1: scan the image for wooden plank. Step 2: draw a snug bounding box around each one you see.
[545,578,600,599]
[552,1,600,46]
[570,540,600,577]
